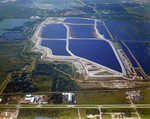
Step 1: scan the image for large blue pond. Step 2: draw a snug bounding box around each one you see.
[119,41,150,75]
[105,21,150,41]
[0,19,35,40]
[97,22,111,40]
[41,24,67,39]
[0,19,35,29]
[41,40,70,56]
[64,18,94,24]
[68,25,96,38]
[69,40,122,72]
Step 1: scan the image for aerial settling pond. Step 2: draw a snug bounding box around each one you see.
[68,25,96,38]
[41,40,70,56]
[69,40,122,72]
[41,24,67,39]
[97,22,111,40]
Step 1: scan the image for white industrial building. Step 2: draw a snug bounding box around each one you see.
[24,94,35,103]
[62,92,75,103]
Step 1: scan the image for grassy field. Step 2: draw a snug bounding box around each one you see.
[137,108,150,119]
[79,109,87,119]
[102,114,112,119]
[101,108,138,118]
[56,63,75,78]
[101,108,135,113]
[0,40,29,92]
[79,108,100,119]
[76,92,129,104]
[0,95,24,104]
[18,108,78,119]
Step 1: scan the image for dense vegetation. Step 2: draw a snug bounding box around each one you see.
[3,60,81,93]
[18,108,78,119]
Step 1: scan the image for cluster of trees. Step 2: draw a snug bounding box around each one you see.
[96,3,128,14]
[47,94,62,104]
[3,81,38,93]
[32,63,55,76]
[51,74,80,91]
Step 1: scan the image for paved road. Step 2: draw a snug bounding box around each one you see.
[0,104,150,109]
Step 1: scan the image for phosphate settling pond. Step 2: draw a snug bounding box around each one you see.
[38,17,125,75]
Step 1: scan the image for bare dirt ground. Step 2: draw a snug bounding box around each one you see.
[76,79,150,89]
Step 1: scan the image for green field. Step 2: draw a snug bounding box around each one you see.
[102,114,112,119]
[76,92,129,104]
[79,108,100,119]
[18,108,78,119]
[101,108,135,113]
[137,108,150,119]
[101,108,138,118]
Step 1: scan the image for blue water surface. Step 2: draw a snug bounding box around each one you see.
[68,25,96,38]
[41,24,67,39]
[69,40,122,72]
[105,21,150,41]
[0,19,35,29]
[64,18,94,24]
[97,22,111,40]
[41,40,70,56]
[124,42,150,75]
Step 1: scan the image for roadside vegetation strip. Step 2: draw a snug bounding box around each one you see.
[0,73,11,94]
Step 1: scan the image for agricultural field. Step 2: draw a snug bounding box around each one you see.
[76,92,129,104]
[18,108,78,119]
[101,114,112,119]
